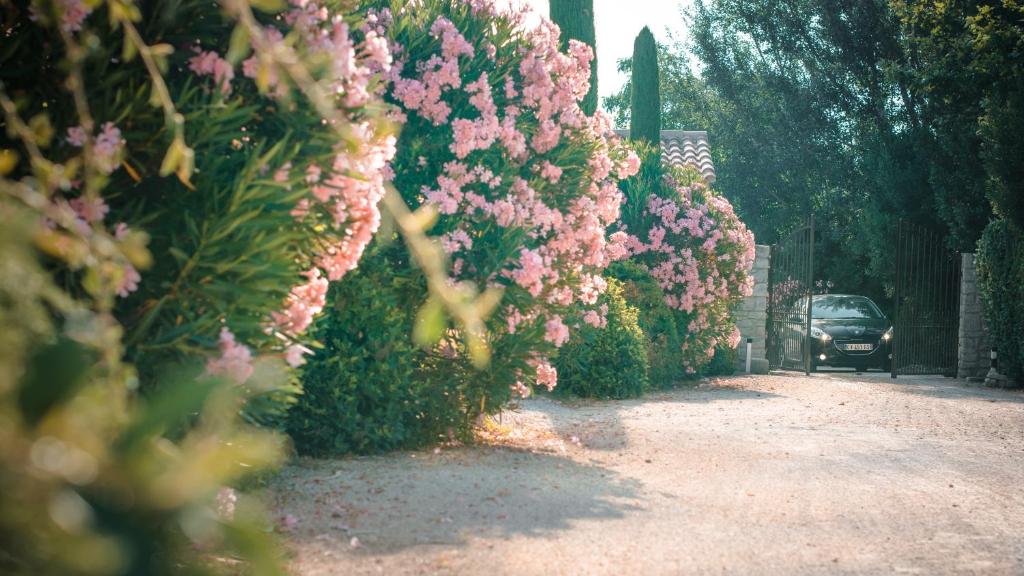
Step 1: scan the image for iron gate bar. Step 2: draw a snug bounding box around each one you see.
[891,220,961,377]
[805,215,814,376]
[766,216,814,375]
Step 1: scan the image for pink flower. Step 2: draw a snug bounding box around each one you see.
[59,0,91,32]
[117,263,140,298]
[69,196,109,223]
[544,316,570,348]
[66,126,86,147]
[534,360,558,391]
[189,50,235,95]
[285,344,313,368]
[206,328,254,384]
[93,122,124,174]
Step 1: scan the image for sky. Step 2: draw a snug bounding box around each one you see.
[517,0,694,106]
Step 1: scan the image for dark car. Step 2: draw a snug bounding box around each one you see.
[791,294,893,372]
[778,293,892,368]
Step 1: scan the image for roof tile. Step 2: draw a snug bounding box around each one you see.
[613,129,716,184]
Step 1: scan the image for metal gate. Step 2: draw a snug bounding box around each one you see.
[891,220,961,377]
[766,217,815,375]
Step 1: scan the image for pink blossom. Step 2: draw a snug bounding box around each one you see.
[66,126,86,147]
[58,0,91,32]
[69,196,109,223]
[544,316,570,348]
[534,360,558,391]
[189,49,234,95]
[117,263,140,298]
[206,328,254,384]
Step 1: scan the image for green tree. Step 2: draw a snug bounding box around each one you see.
[629,27,661,144]
[607,0,964,305]
[549,0,599,115]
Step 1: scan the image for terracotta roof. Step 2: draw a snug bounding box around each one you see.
[613,129,716,184]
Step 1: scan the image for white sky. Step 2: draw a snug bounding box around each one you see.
[515,0,693,107]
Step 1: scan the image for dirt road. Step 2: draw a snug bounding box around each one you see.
[271,372,1024,575]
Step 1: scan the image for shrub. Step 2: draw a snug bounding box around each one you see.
[976,219,1024,384]
[2,0,397,424]
[555,279,649,399]
[618,151,755,375]
[287,247,471,456]
[377,0,638,390]
[608,261,689,389]
[703,346,738,376]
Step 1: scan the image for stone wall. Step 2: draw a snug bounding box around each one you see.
[735,245,770,373]
[957,253,992,379]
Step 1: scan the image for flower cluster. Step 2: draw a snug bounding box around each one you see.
[623,170,755,372]
[185,0,397,374]
[382,0,639,395]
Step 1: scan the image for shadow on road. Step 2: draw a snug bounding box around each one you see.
[271,448,643,555]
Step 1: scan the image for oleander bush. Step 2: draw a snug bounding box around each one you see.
[554,279,649,399]
[976,219,1024,385]
[290,0,640,454]
[2,0,397,424]
[617,146,755,376]
[0,0,413,571]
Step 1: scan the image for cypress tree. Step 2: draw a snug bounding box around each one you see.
[630,26,661,144]
[549,0,598,115]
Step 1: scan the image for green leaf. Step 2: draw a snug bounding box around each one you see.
[413,296,446,347]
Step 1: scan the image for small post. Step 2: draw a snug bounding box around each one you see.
[991,347,998,371]
[745,338,753,374]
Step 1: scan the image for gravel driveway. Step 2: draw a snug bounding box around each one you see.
[271,372,1024,575]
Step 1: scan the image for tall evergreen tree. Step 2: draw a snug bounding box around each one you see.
[549,0,598,115]
[629,27,661,144]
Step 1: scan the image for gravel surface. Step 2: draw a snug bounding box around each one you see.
[270,371,1024,575]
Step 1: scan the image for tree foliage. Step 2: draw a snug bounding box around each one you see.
[606,0,1000,304]
[549,0,599,115]
[629,27,661,144]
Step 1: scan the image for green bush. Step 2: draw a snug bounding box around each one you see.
[703,346,738,377]
[976,219,1024,384]
[555,279,649,399]
[287,247,470,456]
[608,261,691,389]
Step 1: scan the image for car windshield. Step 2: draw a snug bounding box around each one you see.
[811,296,883,319]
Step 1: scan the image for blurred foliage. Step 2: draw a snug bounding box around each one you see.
[0,198,285,575]
[976,220,1024,384]
[555,279,649,399]
[0,0,387,424]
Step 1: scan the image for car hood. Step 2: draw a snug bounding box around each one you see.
[813,317,889,339]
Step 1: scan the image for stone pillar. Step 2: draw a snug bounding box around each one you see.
[957,253,992,380]
[735,245,770,373]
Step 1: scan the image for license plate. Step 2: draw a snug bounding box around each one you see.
[844,343,873,351]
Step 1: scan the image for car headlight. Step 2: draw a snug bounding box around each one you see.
[882,327,893,342]
[811,326,831,341]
